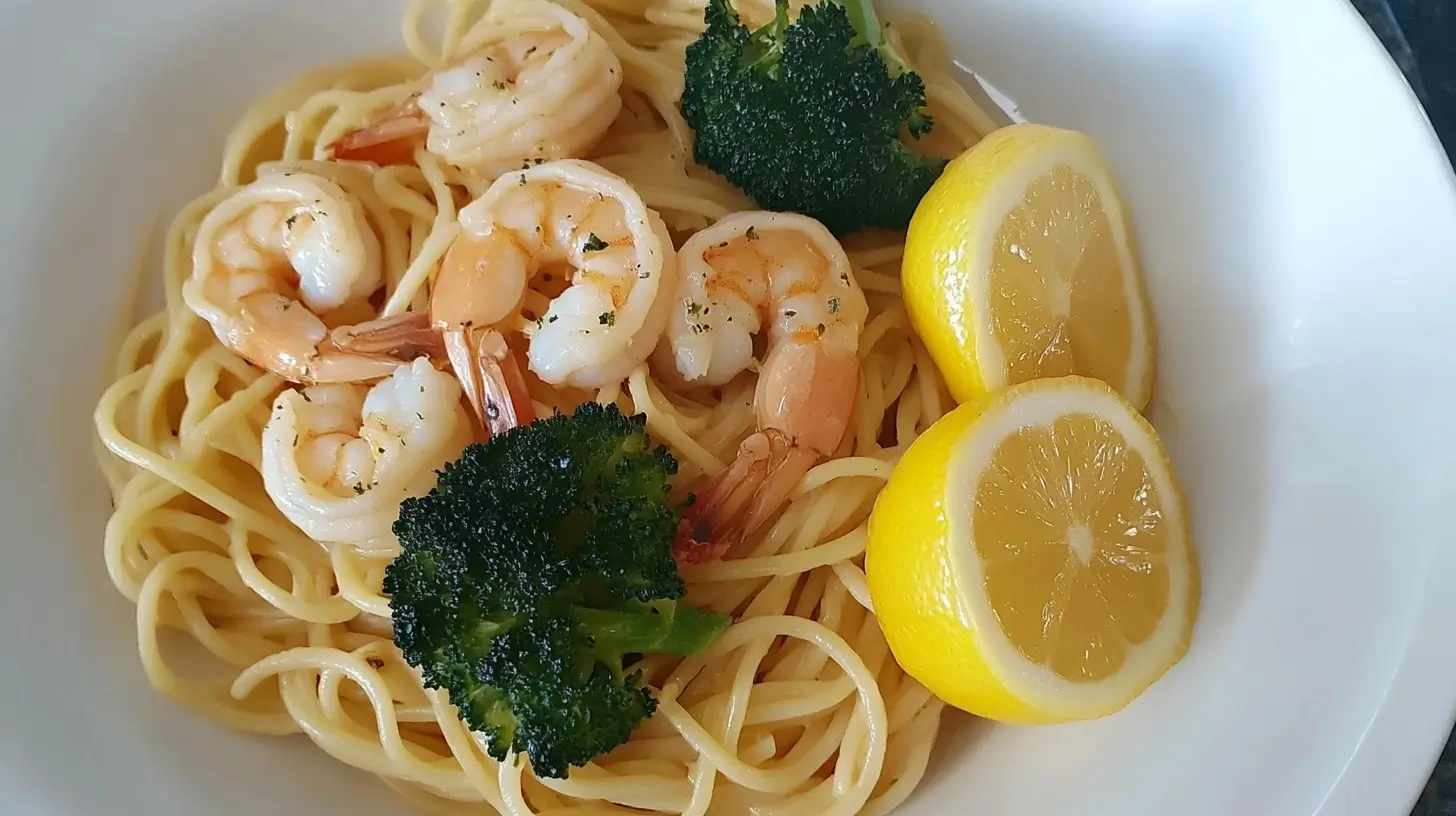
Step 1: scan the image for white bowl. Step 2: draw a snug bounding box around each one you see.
[2,0,1455,813]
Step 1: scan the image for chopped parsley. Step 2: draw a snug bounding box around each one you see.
[828,297,840,314]
[599,311,616,327]
[582,233,609,252]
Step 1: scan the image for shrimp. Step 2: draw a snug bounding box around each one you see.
[336,160,673,435]
[658,212,869,564]
[328,0,623,178]
[183,170,430,383]
[261,357,473,553]
[434,158,678,396]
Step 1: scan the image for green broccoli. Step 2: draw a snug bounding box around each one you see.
[682,0,947,235]
[384,402,729,779]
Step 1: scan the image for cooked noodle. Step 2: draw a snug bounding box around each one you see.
[94,0,999,812]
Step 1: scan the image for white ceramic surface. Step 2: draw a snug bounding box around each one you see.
[1,0,1454,813]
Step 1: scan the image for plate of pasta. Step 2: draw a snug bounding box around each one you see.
[2,0,1456,814]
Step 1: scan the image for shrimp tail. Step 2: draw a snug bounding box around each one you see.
[312,311,446,383]
[445,328,536,438]
[327,99,430,167]
[672,430,817,565]
[331,312,446,360]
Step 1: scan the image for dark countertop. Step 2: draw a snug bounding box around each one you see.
[1355,0,1455,159]
[1346,3,1453,813]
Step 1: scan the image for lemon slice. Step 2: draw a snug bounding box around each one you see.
[904,123,1155,410]
[866,376,1197,723]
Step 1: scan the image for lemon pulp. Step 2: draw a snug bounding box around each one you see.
[975,411,1170,682]
[989,165,1135,394]
[903,123,1154,409]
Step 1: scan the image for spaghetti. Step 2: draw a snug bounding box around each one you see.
[93,0,1000,812]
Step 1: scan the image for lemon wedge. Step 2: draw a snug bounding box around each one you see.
[866,376,1197,723]
[904,123,1155,410]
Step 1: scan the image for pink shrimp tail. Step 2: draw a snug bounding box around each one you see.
[445,327,536,439]
[332,313,535,437]
[302,312,443,383]
[330,312,445,359]
[327,99,430,167]
[672,430,820,565]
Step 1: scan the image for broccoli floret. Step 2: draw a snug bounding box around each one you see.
[682,0,947,235]
[384,402,729,779]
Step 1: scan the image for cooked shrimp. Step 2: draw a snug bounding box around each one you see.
[183,170,424,383]
[328,0,622,178]
[659,212,869,564]
[336,160,673,434]
[438,158,677,392]
[261,358,473,553]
